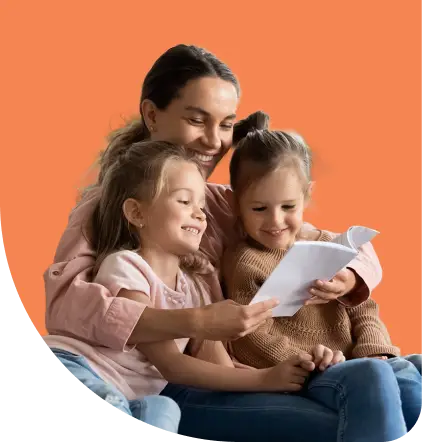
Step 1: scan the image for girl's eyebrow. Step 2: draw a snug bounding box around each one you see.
[250,199,297,204]
[170,188,193,194]
[184,105,236,120]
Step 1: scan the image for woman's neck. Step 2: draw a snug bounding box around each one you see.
[138,246,180,290]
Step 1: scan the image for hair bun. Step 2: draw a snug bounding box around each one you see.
[233,110,270,145]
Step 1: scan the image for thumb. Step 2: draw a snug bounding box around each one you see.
[300,360,316,372]
[291,352,313,365]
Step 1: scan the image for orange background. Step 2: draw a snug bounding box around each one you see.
[0,1,420,355]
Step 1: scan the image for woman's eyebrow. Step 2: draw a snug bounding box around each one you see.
[184,105,236,120]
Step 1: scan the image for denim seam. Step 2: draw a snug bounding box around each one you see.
[308,382,346,442]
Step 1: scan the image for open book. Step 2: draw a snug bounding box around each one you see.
[250,226,379,317]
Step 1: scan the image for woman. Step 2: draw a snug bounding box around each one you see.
[45,44,385,441]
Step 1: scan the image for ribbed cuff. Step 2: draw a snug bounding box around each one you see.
[352,344,401,359]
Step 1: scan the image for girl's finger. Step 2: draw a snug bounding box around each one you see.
[305,296,329,305]
[319,347,334,370]
[314,279,344,294]
[299,360,316,372]
[308,289,339,300]
[293,366,313,377]
[312,345,325,366]
[331,350,345,365]
[291,375,308,385]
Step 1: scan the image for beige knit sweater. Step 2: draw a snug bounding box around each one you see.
[222,231,400,369]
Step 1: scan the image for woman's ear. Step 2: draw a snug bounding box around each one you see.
[123,198,144,228]
[141,99,158,128]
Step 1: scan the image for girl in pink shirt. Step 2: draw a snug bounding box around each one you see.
[44,44,387,441]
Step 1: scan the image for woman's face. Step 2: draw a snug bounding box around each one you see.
[147,77,239,178]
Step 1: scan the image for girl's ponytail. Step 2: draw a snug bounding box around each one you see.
[232,110,270,146]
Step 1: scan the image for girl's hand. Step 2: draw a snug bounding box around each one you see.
[311,345,345,371]
[261,353,315,392]
[305,269,357,305]
[368,354,388,360]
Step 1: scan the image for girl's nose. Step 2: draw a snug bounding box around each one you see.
[194,206,206,221]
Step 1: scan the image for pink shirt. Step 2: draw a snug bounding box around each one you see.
[44,183,382,352]
[44,250,213,399]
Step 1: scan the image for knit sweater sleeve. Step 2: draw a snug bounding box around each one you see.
[347,299,400,358]
[224,254,306,368]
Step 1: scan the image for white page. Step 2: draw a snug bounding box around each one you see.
[331,226,379,249]
[250,241,357,317]
[331,231,352,248]
[348,226,379,249]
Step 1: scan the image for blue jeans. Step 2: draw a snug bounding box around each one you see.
[384,354,422,431]
[161,358,409,442]
[51,349,181,433]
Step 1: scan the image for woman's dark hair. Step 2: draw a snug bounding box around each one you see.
[98,44,240,184]
[230,111,312,196]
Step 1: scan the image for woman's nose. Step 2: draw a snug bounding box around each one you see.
[201,126,221,152]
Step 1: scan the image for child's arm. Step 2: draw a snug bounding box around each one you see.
[137,339,315,392]
[347,299,400,358]
[186,339,235,367]
[119,288,235,368]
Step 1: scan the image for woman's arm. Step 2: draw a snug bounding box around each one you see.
[45,190,277,350]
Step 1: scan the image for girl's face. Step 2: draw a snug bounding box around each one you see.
[238,166,308,250]
[141,161,207,257]
[147,77,239,178]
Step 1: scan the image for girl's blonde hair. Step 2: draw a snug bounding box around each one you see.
[91,140,209,276]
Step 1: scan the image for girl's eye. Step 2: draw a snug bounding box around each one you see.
[282,205,296,210]
[252,207,266,212]
[179,200,190,205]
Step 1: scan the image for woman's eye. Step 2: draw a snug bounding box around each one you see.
[189,118,204,125]
[252,207,266,212]
[220,123,233,130]
[283,205,296,210]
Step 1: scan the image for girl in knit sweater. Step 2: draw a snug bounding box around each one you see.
[222,111,422,433]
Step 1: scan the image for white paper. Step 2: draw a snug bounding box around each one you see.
[331,226,379,249]
[250,226,379,317]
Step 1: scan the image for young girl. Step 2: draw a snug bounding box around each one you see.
[46,138,414,442]
[222,112,422,435]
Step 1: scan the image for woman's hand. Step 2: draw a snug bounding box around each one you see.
[310,345,345,371]
[261,353,315,392]
[197,298,279,341]
[305,269,357,305]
